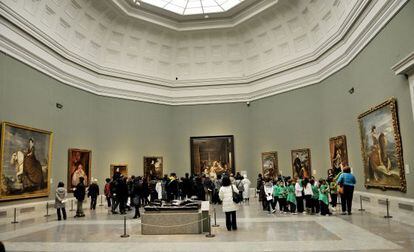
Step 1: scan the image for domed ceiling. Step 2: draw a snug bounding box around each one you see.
[0,0,408,105]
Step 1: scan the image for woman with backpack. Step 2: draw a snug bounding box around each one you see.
[219,176,239,231]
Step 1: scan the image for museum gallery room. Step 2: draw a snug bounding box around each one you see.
[0,0,414,251]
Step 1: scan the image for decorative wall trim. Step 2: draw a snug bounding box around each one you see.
[392,52,414,122]
[0,0,409,105]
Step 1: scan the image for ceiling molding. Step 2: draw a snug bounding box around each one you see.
[0,0,409,105]
[111,0,278,31]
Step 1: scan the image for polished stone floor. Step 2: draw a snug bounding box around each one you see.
[1,198,413,252]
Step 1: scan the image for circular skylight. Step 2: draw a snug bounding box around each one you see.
[139,0,245,15]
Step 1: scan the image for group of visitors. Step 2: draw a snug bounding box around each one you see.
[53,166,355,234]
[257,166,356,216]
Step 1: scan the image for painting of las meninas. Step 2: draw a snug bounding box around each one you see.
[291,149,311,179]
[0,122,53,201]
[262,152,278,179]
[358,98,406,192]
[68,149,91,191]
[190,135,234,178]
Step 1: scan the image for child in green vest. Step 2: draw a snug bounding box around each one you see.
[329,178,338,210]
[278,181,288,213]
[310,179,319,214]
[319,179,332,216]
[287,179,297,214]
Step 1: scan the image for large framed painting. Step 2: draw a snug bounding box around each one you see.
[329,135,349,178]
[190,135,235,177]
[358,98,406,192]
[0,122,53,201]
[291,148,311,179]
[68,149,91,191]
[110,164,128,178]
[261,151,278,179]
[143,157,163,179]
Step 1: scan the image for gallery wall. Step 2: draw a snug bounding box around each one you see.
[0,0,413,205]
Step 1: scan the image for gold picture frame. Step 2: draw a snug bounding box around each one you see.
[110,164,128,178]
[143,157,163,179]
[0,122,53,201]
[358,98,406,192]
[291,148,311,179]
[261,151,278,179]
[329,135,348,177]
[68,148,91,191]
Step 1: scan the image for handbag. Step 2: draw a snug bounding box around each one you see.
[231,185,242,204]
[338,186,344,195]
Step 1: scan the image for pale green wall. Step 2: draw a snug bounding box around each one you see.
[0,0,413,206]
[250,0,414,197]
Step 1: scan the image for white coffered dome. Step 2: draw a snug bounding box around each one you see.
[0,0,407,104]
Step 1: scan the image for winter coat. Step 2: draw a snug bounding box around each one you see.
[88,183,99,198]
[74,182,86,201]
[55,187,67,209]
[219,185,239,212]
[242,178,251,199]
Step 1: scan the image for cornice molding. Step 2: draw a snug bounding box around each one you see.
[392,51,414,76]
[0,0,408,105]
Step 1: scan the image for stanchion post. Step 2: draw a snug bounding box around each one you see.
[44,202,51,217]
[205,215,215,238]
[212,208,219,227]
[99,195,104,206]
[11,208,19,224]
[69,199,75,212]
[120,216,130,238]
[358,195,365,212]
[384,199,393,219]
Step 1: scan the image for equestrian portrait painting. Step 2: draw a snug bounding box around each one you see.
[0,122,53,201]
[358,98,406,192]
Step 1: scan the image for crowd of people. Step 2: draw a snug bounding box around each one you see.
[53,171,252,223]
[53,167,355,232]
[257,166,356,216]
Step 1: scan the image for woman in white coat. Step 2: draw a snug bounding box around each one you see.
[219,176,239,231]
[242,176,251,203]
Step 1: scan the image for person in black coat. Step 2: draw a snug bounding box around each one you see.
[74,177,86,217]
[131,177,143,219]
[87,179,99,210]
[118,177,129,214]
[194,177,205,201]
[167,173,179,201]
[182,173,192,199]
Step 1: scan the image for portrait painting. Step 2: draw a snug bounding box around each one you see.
[358,98,406,191]
[190,135,234,177]
[261,152,278,179]
[329,135,349,178]
[291,148,311,179]
[0,122,53,201]
[68,149,91,191]
[143,157,163,179]
[110,164,128,178]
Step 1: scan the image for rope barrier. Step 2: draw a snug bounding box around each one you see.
[139,216,210,228]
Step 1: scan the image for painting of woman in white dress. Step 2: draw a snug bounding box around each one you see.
[68,149,91,191]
